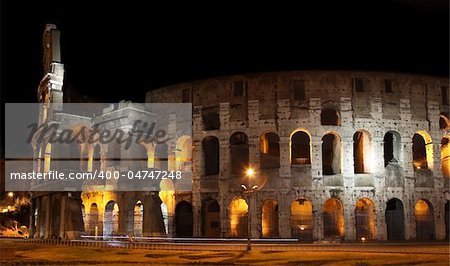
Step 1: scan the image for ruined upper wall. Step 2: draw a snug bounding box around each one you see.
[146,71,449,120]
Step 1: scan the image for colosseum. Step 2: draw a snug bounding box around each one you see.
[29,25,450,242]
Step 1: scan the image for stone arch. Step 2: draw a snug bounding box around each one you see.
[441,137,449,179]
[230,132,249,176]
[323,198,344,239]
[202,136,220,175]
[384,130,402,167]
[412,131,433,170]
[176,135,192,172]
[175,201,193,237]
[126,200,143,237]
[385,198,405,240]
[439,114,449,130]
[229,198,248,238]
[415,199,435,240]
[202,198,221,237]
[321,108,340,126]
[354,198,376,240]
[290,130,311,165]
[353,130,372,174]
[290,198,313,241]
[104,200,119,238]
[51,198,60,238]
[260,132,280,169]
[322,133,342,175]
[261,199,279,238]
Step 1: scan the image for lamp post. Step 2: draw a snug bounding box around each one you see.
[241,167,257,251]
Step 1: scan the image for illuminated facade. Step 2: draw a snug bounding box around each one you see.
[30,24,450,241]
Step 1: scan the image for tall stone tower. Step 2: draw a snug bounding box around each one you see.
[30,24,84,240]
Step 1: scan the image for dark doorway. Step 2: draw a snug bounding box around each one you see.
[175,201,193,237]
[385,198,405,240]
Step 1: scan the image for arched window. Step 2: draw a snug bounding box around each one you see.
[290,198,313,241]
[291,131,311,165]
[412,132,433,170]
[203,136,220,175]
[230,132,249,176]
[321,108,340,126]
[261,200,279,238]
[260,132,280,169]
[383,131,401,167]
[322,133,342,175]
[229,198,248,238]
[323,198,344,239]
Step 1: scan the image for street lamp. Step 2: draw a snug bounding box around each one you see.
[241,167,258,251]
[8,192,14,198]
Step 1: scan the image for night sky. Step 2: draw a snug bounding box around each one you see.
[1,0,449,103]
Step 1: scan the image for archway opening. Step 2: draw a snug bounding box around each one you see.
[133,201,143,237]
[176,136,192,171]
[261,200,279,238]
[203,136,220,175]
[175,201,193,237]
[104,201,119,238]
[290,199,313,241]
[230,132,249,176]
[291,131,311,165]
[321,108,340,126]
[384,131,401,167]
[229,198,248,238]
[385,198,405,240]
[355,198,376,240]
[415,199,435,240]
[322,134,342,175]
[323,198,344,239]
[202,199,221,237]
[260,132,280,169]
[412,132,433,171]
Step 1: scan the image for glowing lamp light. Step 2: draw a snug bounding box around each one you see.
[246,168,255,177]
[8,192,14,198]
[361,237,366,242]
[300,226,305,231]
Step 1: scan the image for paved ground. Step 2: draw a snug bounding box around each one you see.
[0,240,449,265]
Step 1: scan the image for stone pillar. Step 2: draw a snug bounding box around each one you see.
[29,197,35,238]
[59,193,67,239]
[375,202,386,240]
[33,197,41,238]
[279,136,291,177]
[311,137,322,188]
[192,139,202,237]
[342,136,354,180]
[435,199,446,240]
[248,136,259,171]
[312,202,323,240]
[372,137,385,175]
[404,197,414,240]
[343,199,355,241]
[402,140,415,183]
[143,193,165,236]
[250,194,258,239]
[278,193,290,238]
[44,195,51,238]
